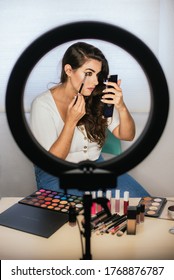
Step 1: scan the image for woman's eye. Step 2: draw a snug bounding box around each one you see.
[85,72,93,76]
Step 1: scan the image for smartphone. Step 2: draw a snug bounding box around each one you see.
[103,74,118,118]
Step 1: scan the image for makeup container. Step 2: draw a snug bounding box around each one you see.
[139,196,167,217]
[97,190,103,212]
[168,205,174,219]
[123,191,129,214]
[106,190,112,211]
[91,191,97,216]
[127,206,137,235]
[140,204,145,222]
[19,189,83,214]
[115,189,120,213]
[111,194,115,214]
[136,205,141,224]
[69,204,77,227]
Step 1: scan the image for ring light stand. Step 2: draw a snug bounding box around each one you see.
[5,21,169,259]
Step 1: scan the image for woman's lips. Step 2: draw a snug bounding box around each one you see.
[87,87,95,91]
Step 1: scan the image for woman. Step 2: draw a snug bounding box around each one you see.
[30,41,149,197]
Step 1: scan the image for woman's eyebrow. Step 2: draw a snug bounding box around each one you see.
[85,68,101,74]
[85,68,96,72]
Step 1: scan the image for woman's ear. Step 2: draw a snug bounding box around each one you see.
[64,64,73,77]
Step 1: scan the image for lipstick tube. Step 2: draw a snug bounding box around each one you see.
[97,190,103,212]
[115,189,120,213]
[91,191,96,216]
[106,190,112,211]
[123,191,129,214]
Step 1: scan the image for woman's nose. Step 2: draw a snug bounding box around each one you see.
[93,75,99,85]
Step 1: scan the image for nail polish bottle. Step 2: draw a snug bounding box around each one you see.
[127,206,137,235]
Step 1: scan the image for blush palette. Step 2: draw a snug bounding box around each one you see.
[19,189,83,214]
[139,196,167,218]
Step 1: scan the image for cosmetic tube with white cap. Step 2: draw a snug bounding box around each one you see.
[106,190,112,211]
[97,190,103,212]
[115,189,120,213]
[91,191,97,216]
[124,191,129,214]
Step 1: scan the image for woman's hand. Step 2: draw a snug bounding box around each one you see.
[101,79,125,111]
[101,79,135,141]
[66,93,86,125]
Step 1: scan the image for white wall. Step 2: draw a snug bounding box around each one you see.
[0,0,173,196]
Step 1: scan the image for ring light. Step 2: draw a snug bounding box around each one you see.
[5,21,169,188]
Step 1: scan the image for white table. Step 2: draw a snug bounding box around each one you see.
[0,197,174,260]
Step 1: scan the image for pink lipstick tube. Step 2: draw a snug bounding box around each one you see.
[91,191,97,216]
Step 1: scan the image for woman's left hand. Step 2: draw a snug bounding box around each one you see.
[101,79,125,111]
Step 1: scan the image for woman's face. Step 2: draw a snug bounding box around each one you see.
[68,59,102,96]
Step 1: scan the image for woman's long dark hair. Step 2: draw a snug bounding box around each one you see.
[60,42,109,148]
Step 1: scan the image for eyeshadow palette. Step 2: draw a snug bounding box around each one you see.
[19,189,83,214]
[139,196,167,218]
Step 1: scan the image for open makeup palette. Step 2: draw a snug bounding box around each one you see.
[0,189,83,238]
[139,196,167,218]
[19,189,83,214]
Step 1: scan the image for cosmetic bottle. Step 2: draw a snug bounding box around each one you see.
[69,204,77,227]
[115,189,120,213]
[91,191,96,216]
[106,190,112,211]
[123,191,129,214]
[127,206,137,235]
[97,190,103,212]
[140,204,145,222]
[136,205,141,224]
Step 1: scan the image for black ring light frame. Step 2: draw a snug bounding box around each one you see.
[6,21,169,185]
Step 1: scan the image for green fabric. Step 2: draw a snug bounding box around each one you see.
[102,129,122,155]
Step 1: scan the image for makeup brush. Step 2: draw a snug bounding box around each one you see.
[79,73,88,93]
[117,225,127,237]
[74,73,88,105]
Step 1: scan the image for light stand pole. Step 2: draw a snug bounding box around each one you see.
[82,193,112,260]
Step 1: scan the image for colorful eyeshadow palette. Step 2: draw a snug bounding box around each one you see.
[19,189,83,214]
[139,196,167,218]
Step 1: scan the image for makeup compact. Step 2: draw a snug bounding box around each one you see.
[139,196,167,218]
[19,189,83,214]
